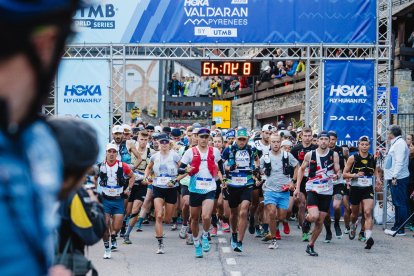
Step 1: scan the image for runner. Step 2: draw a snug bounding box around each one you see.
[291,127,317,242]
[123,130,152,244]
[222,128,259,252]
[323,131,350,242]
[294,131,340,256]
[180,128,224,257]
[98,144,135,259]
[144,134,181,254]
[343,136,381,249]
[281,139,295,236]
[249,125,271,237]
[261,134,298,249]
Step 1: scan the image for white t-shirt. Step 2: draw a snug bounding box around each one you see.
[260,151,298,192]
[150,150,181,188]
[181,146,221,194]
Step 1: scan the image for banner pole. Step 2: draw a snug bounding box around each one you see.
[251,77,256,130]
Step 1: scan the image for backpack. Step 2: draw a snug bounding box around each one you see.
[264,151,293,177]
[98,161,127,189]
[229,144,255,170]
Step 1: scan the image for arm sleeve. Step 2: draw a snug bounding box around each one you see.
[122,163,132,175]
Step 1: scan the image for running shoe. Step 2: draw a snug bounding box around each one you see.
[142,219,149,225]
[136,227,143,232]
[123,236,132,245]
[261,233,272,242]
[324,231,332,243]
[334,223,343,239]
[301,232,309,242]
[275,230,281,240]
[248,215,255,234]
[211,226,218,237]
[111,240,118,251]
[186,235,194,245]
[179,225,188,239]
[230,237,238,250]
[255,228,262,238]
[365,237,374,250]
[120,227,126,238]
[171,223,178,231]
[302,220,311,233]
[358,232,366,242]
[221,222,230,232]
[349,224,357,240]
[156,243,165,254]
[344,227,350,234]
[268,239,279,249]
[103,248,111,259]
[306,244,318,257]
[195,244,203,258]
[283,222,290,235]
[234,242,243,252]
[202,236,211,252]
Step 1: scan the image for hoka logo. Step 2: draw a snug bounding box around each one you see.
[329,85,367,97]
[184,0,209,6]
[64,85,102,96]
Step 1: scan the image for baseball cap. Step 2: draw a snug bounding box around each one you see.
[262,124,273,132]
[198,128,211,136]
[146,124,155,131]
[158,133,170,142]
[162,126,172,134]
[106,143,118,152]
[318,131,329,138]
[236,128,249,138]
[192,128,199,134]
[277,123,287,130]
[225,129,236,139]
[281,140,293,147]
[122,124,132,134]
[155,125,162,133]
[193,123,202,128]
[171,128,181,137]
[328,131,338,138]
[112,125,123,134]
[297,127,303,133]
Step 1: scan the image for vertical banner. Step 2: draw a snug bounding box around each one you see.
[57,60,110,161]
[323,60,375,149]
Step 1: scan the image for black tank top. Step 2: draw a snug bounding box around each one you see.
[351,153,376,176]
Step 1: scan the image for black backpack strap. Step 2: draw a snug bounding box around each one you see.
[308,150,317,178]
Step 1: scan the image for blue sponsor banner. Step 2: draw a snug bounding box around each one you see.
[377,86,398,115]
[323,60,375,150]
[73,0,376,44]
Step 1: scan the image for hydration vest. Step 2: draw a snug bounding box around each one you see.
[351,153,376,176]
[98,161,127,189]
[189,147,218,177]
[228,144,255,170]
[308,150,334,178]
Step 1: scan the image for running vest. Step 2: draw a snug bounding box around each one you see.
[350,153,376,187]
[306,150,335,195]
[264,151,293,177]
[333,145,345,169]
[228,144,255,170]
[189,146,218,177]
[119,141,131,164]
[98,161,127,197]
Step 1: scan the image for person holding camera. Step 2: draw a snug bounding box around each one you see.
[260,134,298,249]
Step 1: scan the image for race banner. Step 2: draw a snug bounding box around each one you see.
[322,60,375,150]
[72,0,376,44]
[57,60,110,161]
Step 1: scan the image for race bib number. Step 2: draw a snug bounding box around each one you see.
[232,176,248,186]
[312,180,331,194]
[357,177,373,187]
[195,178,215,190]
[102,186,123,197]
[156,176,172,186]
[134,171,145,182]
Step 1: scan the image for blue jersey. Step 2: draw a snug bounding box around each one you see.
[0,121,62,275]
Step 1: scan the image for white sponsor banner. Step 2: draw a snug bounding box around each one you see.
[57,60,110,161]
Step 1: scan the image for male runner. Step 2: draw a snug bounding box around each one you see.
[98,144,135,259]
[180,128,224,257]
[323,131,350,241]
[261,134,298,249]
[343,136,381,249]
[222,128,259,252]
[294,131,340,256]
[291,127,317,241]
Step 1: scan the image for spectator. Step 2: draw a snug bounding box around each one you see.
[223,76,232,94]
[229,79,240,92]
[130,106,141,124]
[286,60,305,77]
[274,61,286,78]
[256,65,273,86]
[185,76,198,97]
[167,74,181,97]
[406,134,413,147]
[197,76,211,97]
[210,76,222,97]
[179,76,186,96]
[239,76,250,89]
[384,125,410,236]
[408,140,414,229]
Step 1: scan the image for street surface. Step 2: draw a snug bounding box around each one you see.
[88,222,414,276]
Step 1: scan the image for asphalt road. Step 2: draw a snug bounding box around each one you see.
[87,221,414,276]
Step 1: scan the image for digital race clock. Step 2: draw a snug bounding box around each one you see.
[201,61,261,76]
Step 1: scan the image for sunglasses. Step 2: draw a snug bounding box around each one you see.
[159,140,170,145]
[199,135,210,139]
[237,138,247,141]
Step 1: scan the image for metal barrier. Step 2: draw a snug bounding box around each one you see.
[164,96,212,119]
[398,113,414,135]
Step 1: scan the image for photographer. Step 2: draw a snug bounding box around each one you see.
[48,117,106,276]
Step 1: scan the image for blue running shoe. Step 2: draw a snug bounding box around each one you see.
[195,244,203,258]
[202,236,210,252]
[231,238,237,250]
[234,242,243,252]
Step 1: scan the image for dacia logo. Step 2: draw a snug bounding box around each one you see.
[184,0,209,6]
[330,116,366,121]
[64,85,102,97]
[329,85,367,97]
[78,4,115,18]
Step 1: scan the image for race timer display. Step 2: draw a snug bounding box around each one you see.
[201,61,261,76]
